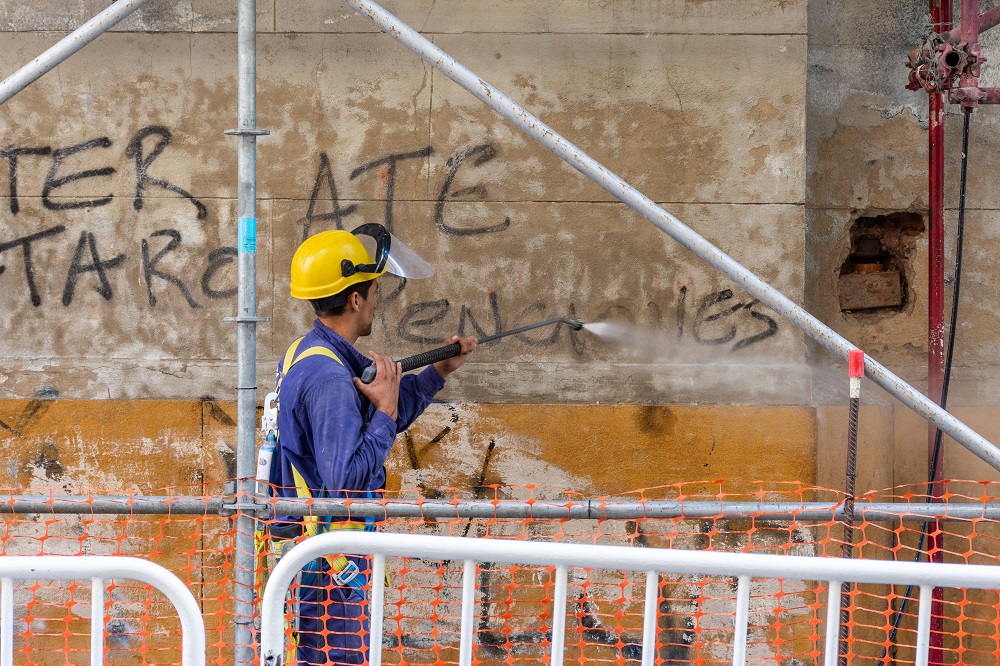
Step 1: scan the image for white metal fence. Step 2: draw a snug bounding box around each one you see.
[260,531,1000,666]
[0,556,206,666]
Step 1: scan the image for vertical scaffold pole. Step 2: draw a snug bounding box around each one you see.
[227,1,270,665]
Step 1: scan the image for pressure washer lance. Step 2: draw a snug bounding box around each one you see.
[360,317,584,384]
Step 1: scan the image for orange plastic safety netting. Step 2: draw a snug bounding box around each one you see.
[0,480,998,666]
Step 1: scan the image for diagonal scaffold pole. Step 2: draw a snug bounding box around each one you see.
[340,0,1000,473]
[0,0,151,105]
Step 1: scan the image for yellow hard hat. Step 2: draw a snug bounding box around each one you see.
[289,227,386,301]
[290,223,435,303]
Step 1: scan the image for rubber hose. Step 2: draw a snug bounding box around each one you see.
[877,108,971,666]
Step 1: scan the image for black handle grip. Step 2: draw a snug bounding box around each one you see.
[400,342,462,372]
[360,342,462,384]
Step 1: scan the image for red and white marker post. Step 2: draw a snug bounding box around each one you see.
[839,349,865,666]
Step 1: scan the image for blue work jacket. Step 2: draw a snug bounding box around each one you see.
[274,319,445,501]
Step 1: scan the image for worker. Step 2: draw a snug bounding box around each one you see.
[272,222,476,665]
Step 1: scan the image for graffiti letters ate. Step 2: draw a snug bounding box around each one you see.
[301,143,511,240]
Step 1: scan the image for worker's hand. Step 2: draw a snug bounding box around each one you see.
[433,336,477,379]
[354,351,401,421]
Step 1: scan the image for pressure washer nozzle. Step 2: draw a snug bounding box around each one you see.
[565,318,584,331]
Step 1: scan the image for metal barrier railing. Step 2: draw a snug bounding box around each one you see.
[0,556,206,666]
[259,531,1000,666]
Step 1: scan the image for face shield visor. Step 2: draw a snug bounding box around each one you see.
[348,223,435,280]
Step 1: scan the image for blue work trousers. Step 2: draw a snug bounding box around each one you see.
[294,555,371,666]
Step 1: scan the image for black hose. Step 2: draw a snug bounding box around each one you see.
[360,318,584,384]
[876,108,971,666]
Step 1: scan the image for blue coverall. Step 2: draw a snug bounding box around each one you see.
[274,320,445,665]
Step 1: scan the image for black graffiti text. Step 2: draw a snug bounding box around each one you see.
[2,125,206,218]
[302,143,512,239]
[692,288,779,352]
[435,144,511,236]
[0,225,235,308]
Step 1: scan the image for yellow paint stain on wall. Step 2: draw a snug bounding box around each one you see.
[1,400,817,495]
[0,399,205,491]
[395,404,817,496]
[479,404,816,493]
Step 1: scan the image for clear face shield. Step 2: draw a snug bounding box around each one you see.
[347,223,435,280]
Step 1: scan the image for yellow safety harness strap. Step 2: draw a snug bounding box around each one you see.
[278,337,346,537]
[255,338,348,588]
[275,339,374,579]
[282,336,344,375]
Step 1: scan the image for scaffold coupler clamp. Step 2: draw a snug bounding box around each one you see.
[219,495,272,519]
[905,30,984,96]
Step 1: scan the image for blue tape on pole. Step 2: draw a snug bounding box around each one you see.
[239,217,257,253]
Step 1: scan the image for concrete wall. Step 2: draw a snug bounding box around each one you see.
[0,0,820,495]
[807,0,1000,491]
[6,2,1000,662]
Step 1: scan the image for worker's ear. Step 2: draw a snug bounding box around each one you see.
[348,290,362,311]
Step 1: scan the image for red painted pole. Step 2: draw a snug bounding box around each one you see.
[927,0,952,662]
[927,84,946,666]
[946,4,1000,41]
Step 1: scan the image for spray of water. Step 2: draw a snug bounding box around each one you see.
[581,321,717,363]
[581,320,891,407]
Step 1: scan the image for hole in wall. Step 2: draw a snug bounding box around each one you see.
[838,212,924,313]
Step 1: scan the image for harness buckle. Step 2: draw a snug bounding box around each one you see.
[331,557,365,589]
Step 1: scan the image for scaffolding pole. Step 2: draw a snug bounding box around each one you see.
[3,495,1000,522]
[0,0,150,105]
[341,0,1000,473]
[227,2,268,665]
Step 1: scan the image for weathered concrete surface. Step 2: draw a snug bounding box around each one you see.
[806,0,1000,493]
[0,21,807,405]
[277,0,806,35]
[0,1,276,32]
[0,0,806,35]
[0,397,207,491]
[391,404,816,495]
[894,406,1000,486]
[7,4,1000,664]
[0,0,996,501]
[815,405,894,495]
[427,33,805,204]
